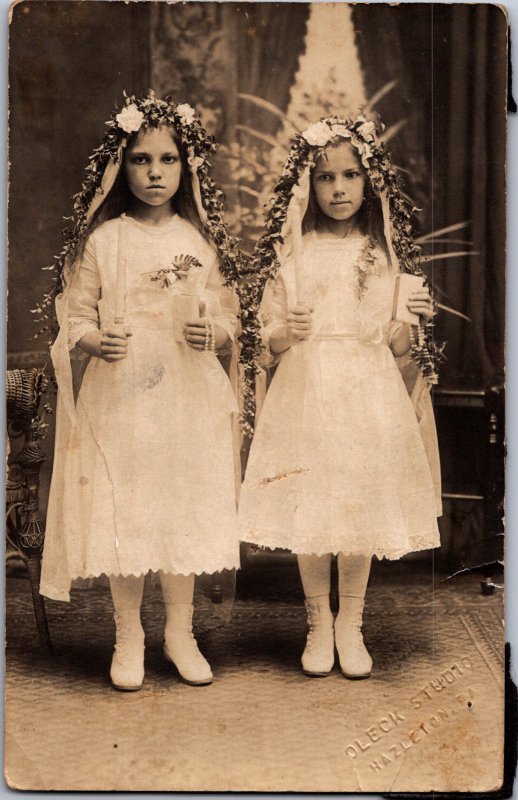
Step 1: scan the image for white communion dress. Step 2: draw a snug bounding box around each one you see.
[238,232,441,559]
[41,214,241,601]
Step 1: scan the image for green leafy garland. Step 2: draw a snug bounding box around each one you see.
[243,115,442,399]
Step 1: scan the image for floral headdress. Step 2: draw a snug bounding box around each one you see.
[243,114,441,391]
[35,90,246,339]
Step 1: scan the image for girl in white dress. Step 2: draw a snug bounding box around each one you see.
[239,116,442,679]
[40,93,244,690]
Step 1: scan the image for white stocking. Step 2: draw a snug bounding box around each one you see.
[297,553,332,599]
[109,574,145,620]
[337,553,371,600]
[159,571,195,606]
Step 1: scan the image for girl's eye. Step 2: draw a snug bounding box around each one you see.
[346,171,360,179]
[130,156,148,165]
[316,174,332,182]
[163,155,178,164]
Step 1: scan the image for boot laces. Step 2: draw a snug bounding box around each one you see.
[165,611,206,664]
[179,610,197,645]
[185,611,195,640]
[337,610,363,634]
[306,623,315,651]
[114,641,131,666]
[186,626,197,646]
[114,617,143,665]
[305,606,321,652]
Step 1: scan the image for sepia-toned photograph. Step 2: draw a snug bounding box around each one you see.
[6,1,508,792]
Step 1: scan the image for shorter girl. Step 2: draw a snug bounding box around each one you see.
[41,93,243,690]
[239,116,441,678]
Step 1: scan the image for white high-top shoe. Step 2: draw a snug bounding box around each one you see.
[335,596,372,679]
[163,604,213,686]
[301,596,335,677]
[110,612,145,691]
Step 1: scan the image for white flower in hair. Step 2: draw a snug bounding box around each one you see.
[176,103,196,125]
[116,104,145,134]
[330,124,352,140]
[302,121,334,147]
[357,120,377,142]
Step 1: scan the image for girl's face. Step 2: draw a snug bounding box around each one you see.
[125,126,182,210]
[312,142,365,223]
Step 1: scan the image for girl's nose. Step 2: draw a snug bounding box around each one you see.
[148,161,162,179]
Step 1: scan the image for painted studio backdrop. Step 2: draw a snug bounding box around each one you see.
[9,1,506,569]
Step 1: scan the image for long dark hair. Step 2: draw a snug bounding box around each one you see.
[88,123,209,241]
[302,144,387,256]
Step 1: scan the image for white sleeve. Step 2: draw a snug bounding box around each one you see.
[260,273,288,348]
[387,319,405,345]
[66,235,101,351]
[255,273,289,368]
[204,255,239,352]
[387,320,412,366]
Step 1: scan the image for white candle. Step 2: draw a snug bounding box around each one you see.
[288,200,307,304]
[114,214,127,326]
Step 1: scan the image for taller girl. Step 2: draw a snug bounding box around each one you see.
[239,116,442,679]
[40,93,243,690]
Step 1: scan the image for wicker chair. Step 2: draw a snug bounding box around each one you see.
[6,368,52,651]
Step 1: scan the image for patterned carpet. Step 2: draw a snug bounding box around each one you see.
[5,567,505,793]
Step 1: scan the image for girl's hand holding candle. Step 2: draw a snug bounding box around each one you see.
[184,300,229,351]
[390,286,436,357]
[78,327,132,362]
[270,304,313,354]
[407,288,436,322]
[288,304,313,340]
[183,318,229,351]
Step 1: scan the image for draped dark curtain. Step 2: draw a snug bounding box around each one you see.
[235,3,310,132]
[231,3,309,251]
[352,4,507,389]
[431,5,506,388]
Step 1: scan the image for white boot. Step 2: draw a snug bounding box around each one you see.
[301,596,335,676]
[335,596,372,679]
[163,604,213,686]
[110,612,145,691]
